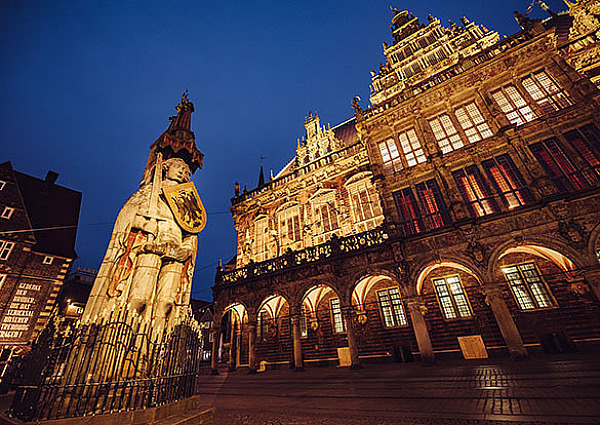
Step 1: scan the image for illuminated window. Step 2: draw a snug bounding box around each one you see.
[415,180,448,230]
[491,85,536,126]
[278,205,302,250]
[378,138,403,174]
[398,129,426,166]
[330,298,346,333]
[433,276,472,319]
[453,166,499,217]
[43,256,53,265]
[429,114,465,154]
[0,181,5,191]
[521,70,572,114]
[1,207,14,219]
[0,274,6,291]
[311,192,340,244]
[393,188,423,237]
[482,155,534,209]
[300,305,308,338]
[0,240,15,261]
[530,138,591,193]
[348,182,382,233]
[318,203,339,234]
[564,124,600,178]
[455,102,493,143]
[377,287,407,327]
[503,263,555,310]
[257,310,269,341]
[253,217,269,262]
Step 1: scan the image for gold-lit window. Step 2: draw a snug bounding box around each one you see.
[398,129,426,166]
[0,274,6,292]
[433,276,472,319]
[0,240,15,261]
[330,298,346,333]
[491,85,536,126]
[257,310,269,341]
[521,70,572,114]
[278,206,302,250]
[502,263,555,310]
[455,102,493,143]
[377,287,407,327]
[348,183,381,233]
[378,139,403,173]
[253,217,269,262]
[429,114,465,154]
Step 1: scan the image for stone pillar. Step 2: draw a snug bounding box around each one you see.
[290,306,304,371]
[210,328,221,375]
[581,268,600,302]
[343,307,361,369]
[483,285,528,359]
[247,321,257,373]
[406,298,435,364]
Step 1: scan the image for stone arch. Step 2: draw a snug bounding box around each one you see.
[415,260,484,296]
[257,294,290,320]
[350,271,404,310]
[586,221,600,265]
[223,302,248,324]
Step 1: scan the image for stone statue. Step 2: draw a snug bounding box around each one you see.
[83,94,204,332]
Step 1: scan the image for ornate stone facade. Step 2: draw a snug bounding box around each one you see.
[213,3,600,371]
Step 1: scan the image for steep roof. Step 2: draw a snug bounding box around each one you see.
[14,169,81,258]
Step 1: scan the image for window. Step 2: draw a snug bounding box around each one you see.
[378,138,403,173]
[330,298,346,333]
[482,155,534,209]
[0,181,5,191]
[433,276,472,319]
[564,124,600,178]
[348,182,382,233]
[455,102,493,143]
[393,188,423,237]
[530,138,591,193]
[453,166,499,217]
[1,207,14,219]
[521,70,572,114]
[253,218,269,262]
[278,206,302,250]
[398,129,426,166]
[0,274,6,291]
[491,84,537,126]
[429,114,465,154]
[257,311,268,341]
[502,263,555,310]
[377,287,407,327]
[43,256,53,265]
[415,180,448,230]
[0,241,15,261]
[317,202,339,234]
[300,305,308,338]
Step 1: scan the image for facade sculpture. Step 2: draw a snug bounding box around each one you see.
[213,2,600,373]
[84,94,204,331]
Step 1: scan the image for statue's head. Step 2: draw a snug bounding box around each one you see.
[163,158,191,184]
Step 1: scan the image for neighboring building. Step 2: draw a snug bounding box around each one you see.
[190,299,214,362]
[213,3,600,371]
[0,162,81,373]
[56,267,97,321]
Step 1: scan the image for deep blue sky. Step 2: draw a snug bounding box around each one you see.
[0,0,566,301]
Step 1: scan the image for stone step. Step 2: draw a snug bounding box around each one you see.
[154,407,213,425]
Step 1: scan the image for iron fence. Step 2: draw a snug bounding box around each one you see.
[10,307,204,422]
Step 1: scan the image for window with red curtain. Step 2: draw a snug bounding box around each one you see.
[415,179,449,230]
[453,165,499,217]
[482,155,534,210]
[393,188,423,236]
[564,124,600,178]
[529,138,591,193]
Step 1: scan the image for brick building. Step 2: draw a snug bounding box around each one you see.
[0,162,81,375]
[212,2,600,371]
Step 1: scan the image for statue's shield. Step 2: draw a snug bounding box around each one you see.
[163,182,207,233]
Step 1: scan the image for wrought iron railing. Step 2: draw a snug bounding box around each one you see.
[9,308,205,422]
[217,226,389,285]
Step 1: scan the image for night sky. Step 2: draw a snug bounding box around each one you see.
[0,0,566,301]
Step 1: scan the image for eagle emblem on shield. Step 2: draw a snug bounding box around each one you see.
[163,182,207,233]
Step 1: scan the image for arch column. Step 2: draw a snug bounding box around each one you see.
[247,319,257,373]
[581,268,600,302]
[289,304,304,371]
[406,298,435,363]
[210,321,221,375]
[482,284,528,359]
[343,306,361,369]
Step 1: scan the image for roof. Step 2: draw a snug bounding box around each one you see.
[14,169,81,258]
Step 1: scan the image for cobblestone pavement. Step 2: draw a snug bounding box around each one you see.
[197,353,600,425]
